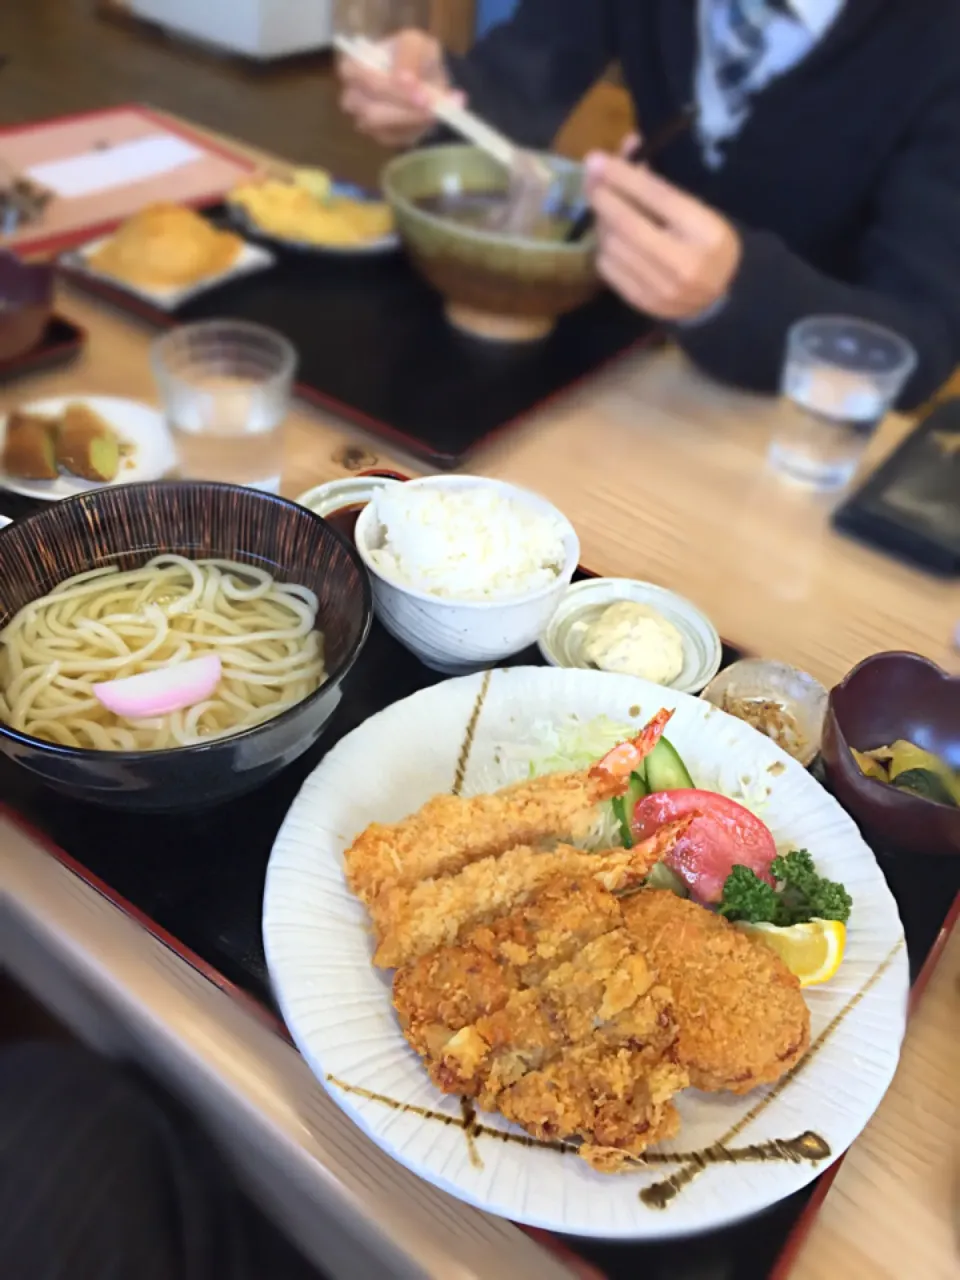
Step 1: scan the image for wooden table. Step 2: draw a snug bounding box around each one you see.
[1,119,958,1280]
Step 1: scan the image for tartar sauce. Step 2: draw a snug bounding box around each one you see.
[582,601,685,684]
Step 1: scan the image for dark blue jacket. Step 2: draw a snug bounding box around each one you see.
[450,0,960,406]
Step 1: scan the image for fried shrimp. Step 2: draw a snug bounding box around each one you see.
[344,709,673,906]
[371,818,689,969]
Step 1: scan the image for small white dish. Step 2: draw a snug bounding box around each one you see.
[538,577,722,695]
[354,475,579,674]
[701,659,828,768]
[0,395,176,501]
[295,474,403,520]
[60,235,275,312]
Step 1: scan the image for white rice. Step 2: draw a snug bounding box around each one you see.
[367,485,568,601]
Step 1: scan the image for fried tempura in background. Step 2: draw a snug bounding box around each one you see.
[620,890,810,1094]
[345,709,673,906]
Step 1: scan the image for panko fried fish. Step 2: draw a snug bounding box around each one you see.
[345,709,673,906]
[620,890,811,1094]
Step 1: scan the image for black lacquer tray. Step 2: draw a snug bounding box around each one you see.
[57,210,657,469]
[0,480,956,1280]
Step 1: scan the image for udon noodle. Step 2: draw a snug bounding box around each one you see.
[0,554,325,751]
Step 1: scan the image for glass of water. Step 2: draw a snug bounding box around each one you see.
[152,321,297,494]
[333,0,429,41]
[768,316,917,491]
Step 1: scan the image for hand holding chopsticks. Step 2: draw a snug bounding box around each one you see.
[584,132,743,324]
[336,33,550,184]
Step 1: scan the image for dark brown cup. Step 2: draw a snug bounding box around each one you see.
[0,251,54,362]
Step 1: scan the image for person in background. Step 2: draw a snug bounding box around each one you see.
[338,0,960,409]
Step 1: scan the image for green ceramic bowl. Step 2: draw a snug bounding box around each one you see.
[381,145,599,341]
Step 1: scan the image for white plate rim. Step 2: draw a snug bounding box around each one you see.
[263,666,908,1239]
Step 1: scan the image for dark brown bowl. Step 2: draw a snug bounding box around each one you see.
[0,480,372,811]
[821,651,960,857]
[0,251,53,361]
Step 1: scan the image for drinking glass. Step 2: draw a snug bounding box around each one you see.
[152,321,296,494]
[333,0,430,41]
[768,316,917,491]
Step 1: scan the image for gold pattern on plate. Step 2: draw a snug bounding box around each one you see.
[452,669,492,796]
[330,936,903,1208]
[638,934,905,1206]
[327,1075,829,1188]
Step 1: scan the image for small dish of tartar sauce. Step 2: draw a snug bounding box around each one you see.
[538,578,722,694]
[582,600,685,683]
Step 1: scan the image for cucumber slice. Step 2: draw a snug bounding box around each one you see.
[613,771,649,848]
[644,862,690,898]
[644,736,695,792]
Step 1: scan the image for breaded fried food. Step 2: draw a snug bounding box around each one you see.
[345,709,673,906]
[90,204,243,291]
[372,819,686,969]
[394,876,624,1062]
[498,1047,688,1173]
[231,176,393,247]
[393,875,687,1169]
[620,890,810,1094]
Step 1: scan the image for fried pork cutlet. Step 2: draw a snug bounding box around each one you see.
[620,890,811,1094]
[344,709,672,906]
[432,929,674,1100]
[394,875,624,1062]
[498,1045,688,1173]
[392,875,687,1170]
[372,820,687,969]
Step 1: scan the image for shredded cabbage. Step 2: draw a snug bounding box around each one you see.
[494,713,771,852]
[496,714,637,779]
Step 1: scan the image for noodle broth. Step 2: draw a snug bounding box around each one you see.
[0,554,326,751]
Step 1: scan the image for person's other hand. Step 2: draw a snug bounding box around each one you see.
[584,141,742,322]
[338,28,462,148]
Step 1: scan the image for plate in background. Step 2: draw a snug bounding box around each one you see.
[228,180,401,257]
[60,235,276,311]
[0,395,176,501]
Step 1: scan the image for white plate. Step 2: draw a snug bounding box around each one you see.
[539,577,722,694]
[263,666,908,1240]
[228,180,400,257]
[60,235,275,311]
[0,396,176,501]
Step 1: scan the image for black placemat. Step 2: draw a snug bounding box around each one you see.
[58,215,656,469]
[0,553,955,1280]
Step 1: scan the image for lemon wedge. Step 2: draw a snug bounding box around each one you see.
[735,919,846,987]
